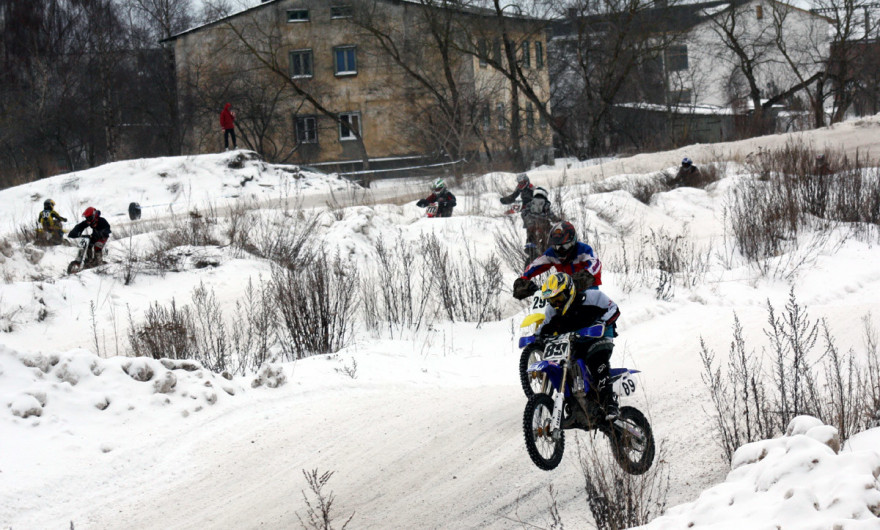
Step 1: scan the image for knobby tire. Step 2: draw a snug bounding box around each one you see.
[523,393,564,470]
[606,406,655,475]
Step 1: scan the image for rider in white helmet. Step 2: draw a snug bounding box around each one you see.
[416,178,457,217]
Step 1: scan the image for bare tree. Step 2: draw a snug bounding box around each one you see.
[549,0,677,156]
[216,6,372,168]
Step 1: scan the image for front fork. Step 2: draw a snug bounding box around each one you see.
[550,364,569,439]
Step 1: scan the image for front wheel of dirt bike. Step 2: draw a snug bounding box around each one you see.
[523,393,564,470]
[519,346,549,398]
[67,260,83,275]
[606,406,655,475]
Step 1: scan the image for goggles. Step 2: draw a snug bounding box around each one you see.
[553,240,575,254]
[547,292,567,308]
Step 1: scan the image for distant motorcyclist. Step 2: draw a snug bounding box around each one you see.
[512,221,602,299]
[68,207,111,265]
[499,173,534,208]
[533,272,621,420]
[36,199,67,245]
[416,178,456,218]
[673,157,701,186]
[522,187,561,261]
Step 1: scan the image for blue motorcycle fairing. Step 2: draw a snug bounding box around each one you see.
[519,335,536,349]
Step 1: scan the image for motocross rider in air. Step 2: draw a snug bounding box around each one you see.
[534,272,621,421]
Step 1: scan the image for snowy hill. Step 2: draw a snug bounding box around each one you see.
[1,116,880,529]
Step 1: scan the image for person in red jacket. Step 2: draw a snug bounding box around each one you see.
[220,103,236,151]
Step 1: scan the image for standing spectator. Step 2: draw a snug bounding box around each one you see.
[220,103,237,151]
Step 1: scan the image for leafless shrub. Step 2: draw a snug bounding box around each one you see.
[162,208,221,248]
[325,185,373,220]
[577,439,670,530]
[334,358,358,379]
[190,282,230,373]
[493,216,530,274]
[860,315,880,428]
[420,232,503,325]
[117,237,141,286]
[229,278,277,376]
[630,175,669,205]
[128,300,196,361]
[15,223,40,246]
[728,143,880,273]
[359,235,434,338]
[225,197,260,257]
[605,229,710,299]
[271,252,359,360]
[699,314,774,461]
[700,289,880,461]
[247,209,318,268]
[296,469,354,530]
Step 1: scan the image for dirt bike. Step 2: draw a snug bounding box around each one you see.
[425,202,439,218]
[521,323,655,474]
[505,200,522,215]
[67,235,101,274]
[518,292,551,397]
[35,227,64,246]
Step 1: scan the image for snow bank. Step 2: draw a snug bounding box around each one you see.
[641,416,880,529]
[0,345,248,424]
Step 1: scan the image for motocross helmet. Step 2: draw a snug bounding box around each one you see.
[432,178,446,193]
[682,157,693,167]
[516,173,530,190]
[83,206,99,224]
[548,221,577,260]
[541,272,576,315]
[533,187,548,200]
[44,199,55,210]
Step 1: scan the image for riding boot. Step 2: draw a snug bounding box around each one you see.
[597,378,619,421]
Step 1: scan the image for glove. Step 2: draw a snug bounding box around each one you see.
[60,216,68,222]
[416,199,427,207]
[512,277,539,300]
[572,270,595,291]
[500,196,512,205]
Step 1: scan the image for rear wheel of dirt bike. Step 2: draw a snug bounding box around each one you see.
[67,260,83,275]
[606,406,655,475]
[523,393,564,470]
[519,346,547,398]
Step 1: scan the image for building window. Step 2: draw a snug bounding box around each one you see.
[331,5,353,18]
[496,103,505,130]
[289,49,313,78]
[479,39,488,67]
[535,41,544,69]
[339,112,361,140]
[669,89,692,105]
[296,116,318,143]
[492,38,502,65]
[756,4,763,19]
[482,103,491,130]
[522,41,530,68]
[334,46,357,75]
[665,45,688,71]
[526,102,535,131]
[287,9,309,22]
